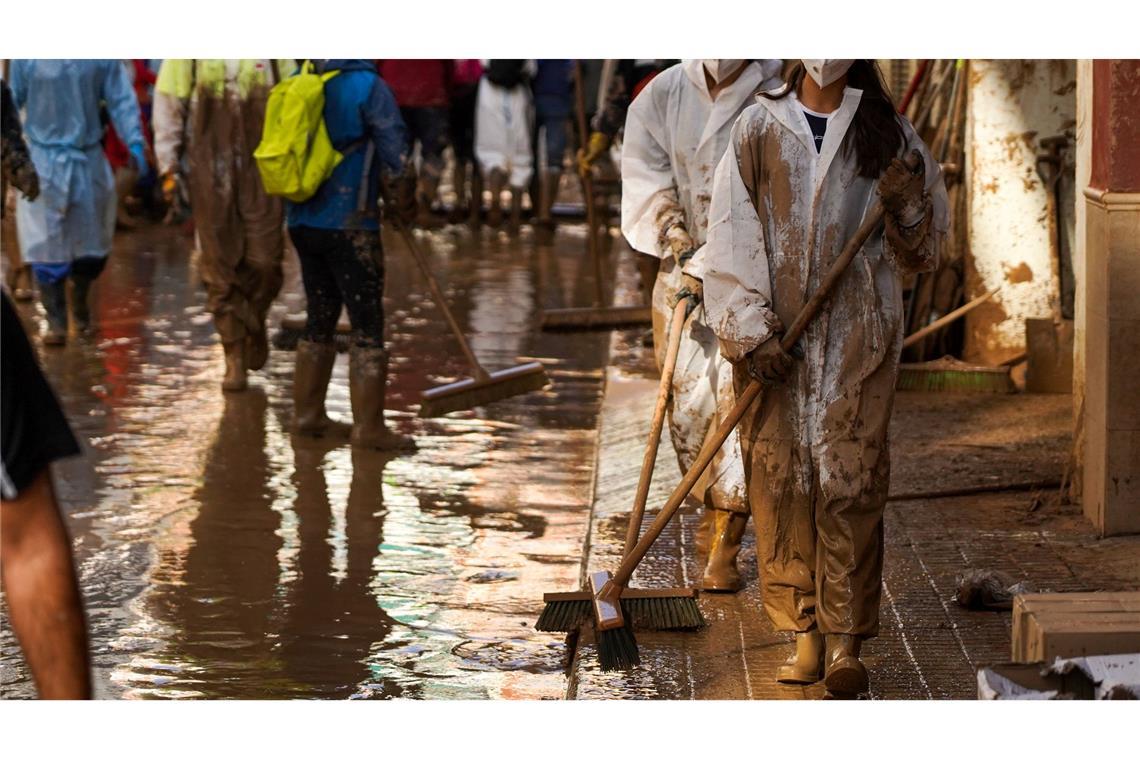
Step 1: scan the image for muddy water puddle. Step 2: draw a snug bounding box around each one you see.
[1,221,630,699]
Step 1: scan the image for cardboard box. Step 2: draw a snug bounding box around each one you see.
[1012,592,1140,663]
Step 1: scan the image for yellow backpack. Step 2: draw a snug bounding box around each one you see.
[253,61,343,202]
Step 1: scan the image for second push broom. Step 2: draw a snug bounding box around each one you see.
[388,218,551,417]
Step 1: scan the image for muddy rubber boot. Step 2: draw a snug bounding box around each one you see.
[292,339,350,437]
[467,170,484,228]
[486,169,506,227]
[221,340,248,392]
[70,273,94,336]
[777,630,825,684]
[449,162,468,225]
[246,324,269,371]
[348,346,417,452]
[13,266,35,301]
[824,634,869,697]
[39,279,69,346]
[701,508,748,592]
[508,186,524,235]
[535,171,560,242]
[694,507,716,556]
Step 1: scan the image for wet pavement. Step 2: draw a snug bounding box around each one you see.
[1,216,637,699]
[567,345,1140,699]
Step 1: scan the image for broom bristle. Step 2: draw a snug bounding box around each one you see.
[535,599,591,632]
[535,595,705,633]
[897,360,1013,393]
[597,622,640,671]
[419,364,549,417]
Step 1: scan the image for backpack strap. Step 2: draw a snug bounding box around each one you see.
[270,59,281,84]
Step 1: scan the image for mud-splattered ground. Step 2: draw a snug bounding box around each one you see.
[1,216,637,700]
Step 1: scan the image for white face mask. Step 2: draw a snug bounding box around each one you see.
[703,59,746,83]
[802,59,855,88]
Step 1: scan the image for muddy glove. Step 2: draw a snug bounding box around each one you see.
[382,171,418,228]
[161,171,181,204]
[576,131,611,177]
[663,223,695,268]
[672,272,703,317]
[746,318,794,385]
[9,159,40,202]
[878,149,927,227]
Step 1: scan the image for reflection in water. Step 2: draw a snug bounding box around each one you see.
[2,220,620,700]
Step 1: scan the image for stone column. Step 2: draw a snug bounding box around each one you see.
[1080,60,1140,535]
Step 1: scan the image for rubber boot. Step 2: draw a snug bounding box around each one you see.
[221,340,248,392]
[535,170,560,242]
[486,169,506,227]
[348,346,417,452]
[39,278,69,346]
[467,169,483,228]
[694,507,715,556]
[700,508,748,592]
[13,266,35,301]
[449,162,468,225]
[69,273,94,336]
[416,175,439,228]
[824,634,869,697]
[508,186,524,235]
[246,323,270,371]
[292,339,350,437]
[776,630,825,684]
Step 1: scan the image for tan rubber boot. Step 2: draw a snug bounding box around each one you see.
[246,324,269,371]
[776,630,825,684]
[348,346,417,452]
[292,339,350,437]
[824,634,869,697]
[221,340,248,392]
[694,507,716,556]
[700,508,748,592]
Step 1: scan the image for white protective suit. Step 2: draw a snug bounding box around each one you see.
[620,59,782,514]
[702,86,948,635]
[474,60,537,188]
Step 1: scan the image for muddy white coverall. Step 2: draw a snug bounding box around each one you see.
[702,88,948,635]
[474,60,537,189]
[620,59,782,515]
[153,59,294,346]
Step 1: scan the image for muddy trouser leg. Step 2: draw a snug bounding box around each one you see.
[290,226,345,345]
[736,365,817,633]
[303,228,384,349]
[237,158,284,371]
[69,255,108,332]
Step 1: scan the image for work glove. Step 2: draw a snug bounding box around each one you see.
[663,224,695,268]
[746,317,794,385]
[161,171,180,204]
[9,159,40,202]
[878,149,927,227]
[130,143,152,184]
[382,171,417,228]
[576,131,611,177]
[671,272,704,317]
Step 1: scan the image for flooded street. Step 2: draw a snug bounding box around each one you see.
[1,217,623,699]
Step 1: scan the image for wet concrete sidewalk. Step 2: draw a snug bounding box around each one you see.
[562,353,1140,699]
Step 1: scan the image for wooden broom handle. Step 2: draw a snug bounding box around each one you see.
[573,61,605,307]
[390,219,490,381]
[623,299,690,558]
[609,151,922,589]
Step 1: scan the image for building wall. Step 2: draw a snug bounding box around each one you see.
[964,60,1077,365]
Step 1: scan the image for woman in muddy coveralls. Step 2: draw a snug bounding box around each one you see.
[153,59,296,392]
[620,59,783,592]
[702,60,948,696]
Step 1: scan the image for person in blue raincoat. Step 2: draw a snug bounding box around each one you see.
[10,60,147,346]
[286,60,415,453]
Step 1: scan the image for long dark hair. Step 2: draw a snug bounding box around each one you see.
[763,60,905,178]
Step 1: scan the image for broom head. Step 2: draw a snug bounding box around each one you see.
[540,305,652,332]
[536,588,704,632]
[418,361,550,417]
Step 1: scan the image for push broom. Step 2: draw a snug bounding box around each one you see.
[536,298,704,654]
[539,62,652,332]
[580,151,926,670]
[388,218,551,417]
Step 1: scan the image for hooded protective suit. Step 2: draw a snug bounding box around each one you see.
[620,59,782,516]
[10,60,143,267]
[702,86,948,636]
[153,59,295,347]
[474,60,537,188]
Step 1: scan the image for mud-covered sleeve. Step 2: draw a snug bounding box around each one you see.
[101,60,144,151]
[152,60,193,175]
[364,77,409,174]
[619,74,686,259]
[702,115,782,363]
[881,122,949,276]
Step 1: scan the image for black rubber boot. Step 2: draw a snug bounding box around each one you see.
[39,278,69,346]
